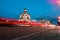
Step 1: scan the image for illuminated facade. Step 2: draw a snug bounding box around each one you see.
[19,8,31,21]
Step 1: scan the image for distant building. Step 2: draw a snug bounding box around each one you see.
[19,8,31,21]
[57,16,60,26]
[40,20,53,24]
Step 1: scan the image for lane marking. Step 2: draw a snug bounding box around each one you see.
[12,28,52,40]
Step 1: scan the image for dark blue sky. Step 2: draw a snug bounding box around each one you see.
[0,0,60,20]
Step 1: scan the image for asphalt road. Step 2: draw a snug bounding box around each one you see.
[0,26,58,40]
[12,26,60,40]
[0,26,52,40]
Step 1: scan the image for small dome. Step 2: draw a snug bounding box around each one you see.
[24,8,27,12]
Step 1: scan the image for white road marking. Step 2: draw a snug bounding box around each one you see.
[12,28,52,40]
[12,32,42,40]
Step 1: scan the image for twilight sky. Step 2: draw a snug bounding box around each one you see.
[0,0,60,20]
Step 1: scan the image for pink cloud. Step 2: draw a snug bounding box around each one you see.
[49,0,57,4]
[49,0,60,6]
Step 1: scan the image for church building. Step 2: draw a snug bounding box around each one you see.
[19,8,31,22]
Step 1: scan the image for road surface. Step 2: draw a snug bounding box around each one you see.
[0,26,58,40]
[13,26,60,40]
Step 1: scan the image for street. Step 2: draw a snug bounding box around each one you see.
[0,26,59,40]
[13,26,60,40]
[15,27,57,40]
